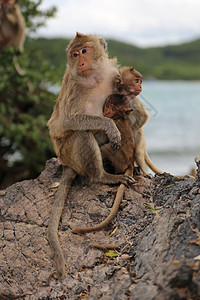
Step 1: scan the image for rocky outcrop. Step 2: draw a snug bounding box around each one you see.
[0,157,200,299]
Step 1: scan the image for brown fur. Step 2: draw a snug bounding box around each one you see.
[47,33,134,277]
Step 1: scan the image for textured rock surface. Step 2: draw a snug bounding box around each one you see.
[0,157,200,299]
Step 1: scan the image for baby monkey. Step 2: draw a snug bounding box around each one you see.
[115,66,163,175]
[115,66,192,177]
[114,66,151,175]
[101,94,135,175]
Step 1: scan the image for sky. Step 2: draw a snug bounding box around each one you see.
[37,0,200,47]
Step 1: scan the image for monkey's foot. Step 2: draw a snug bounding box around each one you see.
[119,175,135,186]
[133,167,142,175]
[145,174,153,179]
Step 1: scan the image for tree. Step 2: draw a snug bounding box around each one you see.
[0,0,58,188]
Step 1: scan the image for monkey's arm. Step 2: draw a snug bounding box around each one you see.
[62,114,121,149]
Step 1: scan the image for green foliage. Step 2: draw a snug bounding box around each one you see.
[28,37,200,80]
[107,39,200,80]
[0,0,57,187]
[19,0,56,33]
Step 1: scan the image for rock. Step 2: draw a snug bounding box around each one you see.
[0,158,200,299]
[195,155,200,185]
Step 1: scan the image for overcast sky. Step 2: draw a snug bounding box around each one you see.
[37,0,200,47]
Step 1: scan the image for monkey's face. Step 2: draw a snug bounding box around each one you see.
[67,33,108,76]
[1,0,15,13]
[119,67,143,96]
[121,77,142,96]
[103,102,118,118]
[103,96,133,119]
[71,46,95,76]
[129,77,142,96]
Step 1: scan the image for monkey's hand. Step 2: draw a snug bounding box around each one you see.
[106,124,121,150]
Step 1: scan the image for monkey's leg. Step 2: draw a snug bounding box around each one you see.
[135,149,147,175]
[71,132,134,186]
[134,129,148,175]
[48,167,76,278]
[101,143,127,174]
[72,167,133,234]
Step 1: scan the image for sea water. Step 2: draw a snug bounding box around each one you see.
[141,80,200,175]
[49,81,199,176]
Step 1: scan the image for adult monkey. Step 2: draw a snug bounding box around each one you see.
[0,0,26,74]
[0,0,25,51]
[47,32,134,277]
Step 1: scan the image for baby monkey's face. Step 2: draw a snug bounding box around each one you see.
[123,76,142,96]
[103,94,133,119]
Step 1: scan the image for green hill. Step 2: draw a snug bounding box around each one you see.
[25,37,200,80]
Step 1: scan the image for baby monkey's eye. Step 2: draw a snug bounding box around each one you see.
[134,78,142,84]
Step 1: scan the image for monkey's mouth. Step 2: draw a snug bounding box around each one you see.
[134,90,141,95]
[103,111,113,118]
[80,68,94,76]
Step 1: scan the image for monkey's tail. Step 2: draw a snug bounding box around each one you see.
[47,167,76,278]
[145,151,195,179]
[13,55,25,76]
[72,168,132,234]
[145,151,163,174]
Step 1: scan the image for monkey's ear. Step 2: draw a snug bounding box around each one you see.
[115,76,123,91]
[130,67,135,72]
[98,36,107,51]
[125,108,134,116]
[76,32,83,38]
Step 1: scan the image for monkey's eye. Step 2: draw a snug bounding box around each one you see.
[80,48,89,54]
[81,48,87,54]
[112,107,116,111]
[72,51,79,58]
[106,103,109,107]
[134,79,139,83]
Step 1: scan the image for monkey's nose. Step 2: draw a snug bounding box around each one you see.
[78,62,85,70]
